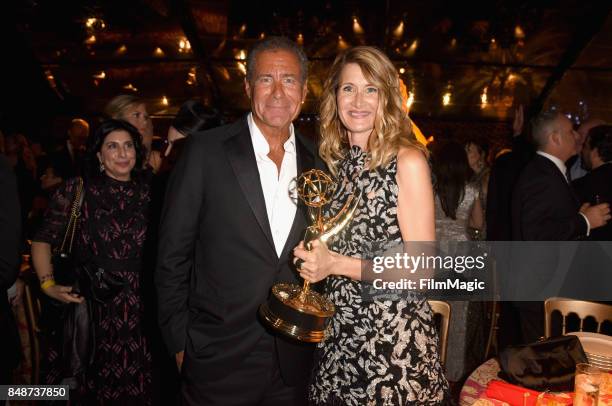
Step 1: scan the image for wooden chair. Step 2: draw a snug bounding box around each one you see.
[22,280,42,384]
[428,300,451,366]
[544,297,612,338]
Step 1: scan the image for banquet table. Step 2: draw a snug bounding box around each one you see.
[459,358,612,406]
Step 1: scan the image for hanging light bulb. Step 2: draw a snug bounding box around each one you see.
[480,87,488,109]
[296,33,304,46]
[153,47,165,57]
[514,25,525,39]
[407,39,419,56]
[178,38,191,53]
[442,91,451,106]
[123,83,138,92]
[337,35,349,50]
[352,17,364,35]
[235,49,247,75]
[393,21,404,38]
[406,91,415,110]
[161,96,169,106]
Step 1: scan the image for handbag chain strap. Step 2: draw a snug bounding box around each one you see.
[58,177,84,255]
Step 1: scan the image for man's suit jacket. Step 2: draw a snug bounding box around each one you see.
[512,154,587,241]
[486,134,534,241]
[572,163,612,240]
[0,155,22,374]
[49,143,81,180]
[155,116,318,385]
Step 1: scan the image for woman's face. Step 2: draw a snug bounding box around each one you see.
[465,143,484,172]
[97,130,136,181]
[336,63,380,141]
[165,126,186,157]
[122,103,153,148]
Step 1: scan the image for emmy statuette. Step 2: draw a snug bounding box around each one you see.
[259,169,361,342]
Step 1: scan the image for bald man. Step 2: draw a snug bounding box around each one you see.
[510,111,610,343]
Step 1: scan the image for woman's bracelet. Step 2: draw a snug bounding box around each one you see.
[39,274,56,290]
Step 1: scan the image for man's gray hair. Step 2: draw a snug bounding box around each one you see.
[531,110,563,149]
[246,36,308,84]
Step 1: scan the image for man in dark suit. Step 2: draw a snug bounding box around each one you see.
[573,124,612,241]
[48,118,89,180]
[156,37,317,405]
[510,111,610,343]
[0,154,22,405]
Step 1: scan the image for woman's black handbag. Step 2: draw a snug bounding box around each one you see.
[51,177,85,286]
[498,335,588,392]
[80,263,125,303]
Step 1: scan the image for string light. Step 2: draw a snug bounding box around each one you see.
[236,49,247,75]
[352,17,364,35]
[93,71,106,80]
[514,25,525,39]
[153,47,165,57]
[186,67,197,85]
[123,83,138,92]
[406,91,415,110]
[480,87,488,109]
[178,38,191,53]
[442,91,451,106]
[84,35,96,45]
[407,39,419,55]
[399,67,405,74]
[296,33,304,46]
[337,35,349,50]
[161,96,169,106]
[393,21,404,38]
[116,44,127,55]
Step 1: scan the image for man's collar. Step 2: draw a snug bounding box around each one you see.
[247,113,296,155]
[537,150,567,176]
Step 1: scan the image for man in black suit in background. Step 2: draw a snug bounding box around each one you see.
[49,118,89,180]
[0,154,22,405]
[156,37,317,405]
[573,124,612,241]
[510,111,610,342]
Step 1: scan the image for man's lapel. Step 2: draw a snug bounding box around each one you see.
[279,132,315,260]
[224,118,275,252]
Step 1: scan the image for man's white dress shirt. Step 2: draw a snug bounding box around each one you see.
[248,113,298,256]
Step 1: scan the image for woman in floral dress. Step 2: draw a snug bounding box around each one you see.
[294,46,450,405]
[32,119,152,405]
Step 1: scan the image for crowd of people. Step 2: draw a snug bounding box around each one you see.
[1,35,611,405]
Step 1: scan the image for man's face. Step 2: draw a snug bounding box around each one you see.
[69,121,89,150]
[554,116,579,161]
[244,49,307,136]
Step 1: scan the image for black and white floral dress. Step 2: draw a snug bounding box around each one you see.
[309,146,449,405]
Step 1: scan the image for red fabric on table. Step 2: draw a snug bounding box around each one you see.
[485,380,541,406]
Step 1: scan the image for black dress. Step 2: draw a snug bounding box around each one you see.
[310,146,449,405]
[34,176,152,405]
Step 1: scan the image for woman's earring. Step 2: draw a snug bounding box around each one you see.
[99,162,105,172]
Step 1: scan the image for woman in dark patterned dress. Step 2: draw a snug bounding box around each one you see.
[293,47,450,405]
[32,119,152,405]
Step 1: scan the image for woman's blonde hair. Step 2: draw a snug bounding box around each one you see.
[319,46,425,175]
[104,94,145,120]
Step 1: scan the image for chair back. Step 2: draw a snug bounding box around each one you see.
[544,297,612,338]
[428,300,451,366]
